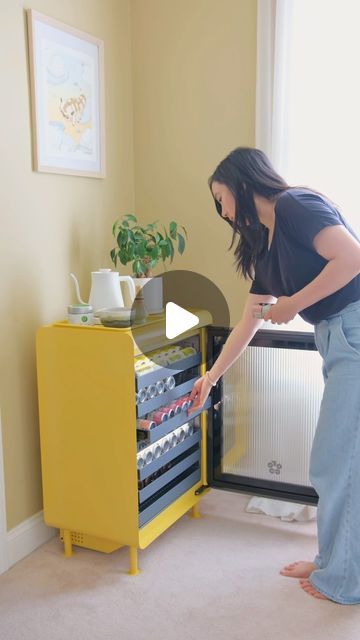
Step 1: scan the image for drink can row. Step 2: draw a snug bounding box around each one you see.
[136,423,195,469]
[137,394,194,427]
[135,376,175,404]
[135,345,197,374]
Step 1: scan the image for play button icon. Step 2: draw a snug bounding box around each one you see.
[129,269,230,364]
[165,303,199,339]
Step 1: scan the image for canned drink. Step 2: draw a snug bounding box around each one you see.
[253,302,273,319]
[137,419,156,431]
[177,426,186,443]
[161,406,175,419]
[137,453,146,469]
[135,364,150,375]
[144,447,154,465]
[146,384,157,400]
[181,347,197,357]
[152,442,162,459]
[169,432,178,448]
[167,401,182,415]
[183,422,194,437]
[162,346,180,359]
[149,411,168,425]
[152,353,169,366]
[163,376,176,391]
[166,352,185,364]
[176,399,189,412]
[137,388,147,404]
[155,380,165,395]
[161,436,171,454]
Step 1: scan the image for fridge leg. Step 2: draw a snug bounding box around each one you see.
[63,530,73,557]
[128,546,140,575]
[190,503,202,519]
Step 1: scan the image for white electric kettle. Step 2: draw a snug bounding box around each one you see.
[70,269,136,312]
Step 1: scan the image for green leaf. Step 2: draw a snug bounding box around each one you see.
[132,259,141,275]
[124,214,137,222]
[122,220,129,228]
[136,242,146,258]
[112,221,118,237]
[110,248,117,266]
[177,233,185,255]
[151,245,159,259]
[150,259,158,269]
[117,229,128,247]
[181,225,188,240]
[127,241,135,260]
[133,259,147,275]
[148,220,159,229]
[169,221,177,239]
[119,250,128,266]
[168,238,174,260]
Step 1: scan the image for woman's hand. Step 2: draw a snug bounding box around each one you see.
[264,296,298,324]
[187,374,213,417]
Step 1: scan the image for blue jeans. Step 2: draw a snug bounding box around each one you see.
[309,299,360,604]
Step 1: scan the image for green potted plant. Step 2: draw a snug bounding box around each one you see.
[110,214,188,313]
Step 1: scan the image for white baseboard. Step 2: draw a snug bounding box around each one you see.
[3,511,56,574]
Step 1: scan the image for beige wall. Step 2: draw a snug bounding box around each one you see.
[130,0,257,323]
[0,0,257,531]
[0,0,134,529]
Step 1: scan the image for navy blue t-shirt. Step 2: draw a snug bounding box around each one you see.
[249,188,360,324]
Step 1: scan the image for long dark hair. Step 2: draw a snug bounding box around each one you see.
[209,147,289,279]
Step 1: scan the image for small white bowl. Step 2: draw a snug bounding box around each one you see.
[96,307,135,327]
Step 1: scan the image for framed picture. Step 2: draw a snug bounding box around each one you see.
[27,9,105,178]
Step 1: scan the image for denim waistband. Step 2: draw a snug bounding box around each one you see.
[321,298,360,323]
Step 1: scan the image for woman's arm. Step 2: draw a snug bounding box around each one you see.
[266,225,360,324]
[208,292,277,383]
[188,292,276,414]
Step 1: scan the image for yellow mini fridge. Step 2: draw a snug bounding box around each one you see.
[36,309,322,574]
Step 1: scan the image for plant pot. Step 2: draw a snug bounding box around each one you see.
[132,276,163,315]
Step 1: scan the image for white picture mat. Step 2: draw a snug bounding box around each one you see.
[27,10,105,178]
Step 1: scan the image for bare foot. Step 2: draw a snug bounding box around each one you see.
[299,578,330,600]
[279,561,317,578]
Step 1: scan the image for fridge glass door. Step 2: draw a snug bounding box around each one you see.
[207,328,323,505]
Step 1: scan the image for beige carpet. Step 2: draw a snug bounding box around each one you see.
[1,489,360,640]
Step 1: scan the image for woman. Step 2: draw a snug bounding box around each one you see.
[188,147,360,604]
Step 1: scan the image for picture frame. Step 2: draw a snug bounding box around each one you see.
[26,9,106,178]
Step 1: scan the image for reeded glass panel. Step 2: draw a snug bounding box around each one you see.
[221,346,324,486]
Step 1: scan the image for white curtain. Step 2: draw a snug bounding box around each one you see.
[256,0,295,176]
[256,0,360,233]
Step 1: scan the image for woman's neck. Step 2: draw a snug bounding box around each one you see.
[253,194,276,231]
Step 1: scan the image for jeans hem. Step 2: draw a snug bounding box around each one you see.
[309,577,360,605]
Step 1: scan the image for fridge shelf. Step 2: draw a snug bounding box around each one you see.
[136,377,199,418]
[137,397,210,445]
[139,466,201,527]
[138,449,201,503]
[135,352,201,390]
[138,429,201,480]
